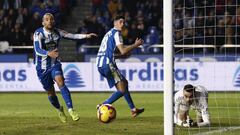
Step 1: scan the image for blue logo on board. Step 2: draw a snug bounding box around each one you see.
[63,64,85,88]
[233,66,240,87]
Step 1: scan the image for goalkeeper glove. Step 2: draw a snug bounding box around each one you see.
[181,121,190,127]
[187,119,197,127]
[180,119,197,127]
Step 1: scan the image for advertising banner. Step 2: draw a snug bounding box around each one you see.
[0,63,38,91]
[93,62,240,91]
[0,62,240,91]
[0,63,93,91]
[85,54,240,62]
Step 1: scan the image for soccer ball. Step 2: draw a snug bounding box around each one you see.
[97,104,116,123]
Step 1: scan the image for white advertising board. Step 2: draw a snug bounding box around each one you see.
[93,62,240,91]
[0,63,93,91]
[0,63,39,91]
[0,62,240,91]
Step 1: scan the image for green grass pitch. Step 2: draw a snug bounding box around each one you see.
[0,92,240,135]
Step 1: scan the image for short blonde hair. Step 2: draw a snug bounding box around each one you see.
[42,13,54,21]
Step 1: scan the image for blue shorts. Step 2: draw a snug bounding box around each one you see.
[36,63,64,90]
[98,63,125,88]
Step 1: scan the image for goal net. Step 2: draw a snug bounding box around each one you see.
[168,0,240,134]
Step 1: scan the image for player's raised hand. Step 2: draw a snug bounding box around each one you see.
[86,33,98,38]
[47,48,58,58]
[134,38,144,47]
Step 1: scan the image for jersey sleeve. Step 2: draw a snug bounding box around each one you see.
[174,92,181,124]
[114,31,123,46]
[198,99,210,126]
[202,108,210,121]
[197,108,210,127]
[58,29,87,39]
[197,87,210,126]
[33,31,48,56]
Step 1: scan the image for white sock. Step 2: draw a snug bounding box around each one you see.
[68,108,73,112]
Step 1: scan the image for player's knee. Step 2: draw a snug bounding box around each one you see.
[46,86,55,96]
[54,76,65,87]
[56,80,65,88]
[47,90,56,96]
[116,80,128,94]
[118,89,126,94]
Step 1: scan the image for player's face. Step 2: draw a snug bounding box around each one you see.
[115,19,125,30]
[183,90,194,105]
[42,15,55,30]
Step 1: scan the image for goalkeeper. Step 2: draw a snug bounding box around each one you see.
[174,84,210,127]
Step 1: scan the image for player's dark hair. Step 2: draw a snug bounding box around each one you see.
[113,15,125,22]
[184,84,195,92]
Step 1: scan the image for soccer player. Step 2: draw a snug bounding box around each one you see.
[174,84,210,127]
[96,15,144,117]
[33,13,97,123]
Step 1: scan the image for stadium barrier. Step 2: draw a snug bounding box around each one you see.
[6,44,240,55]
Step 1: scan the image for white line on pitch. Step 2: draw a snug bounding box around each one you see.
[193,126,240,135]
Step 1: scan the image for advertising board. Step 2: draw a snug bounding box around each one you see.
[0,62,239,91]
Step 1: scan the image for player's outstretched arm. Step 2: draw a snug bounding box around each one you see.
[117,38,144,55]
[114,51,131,59]
[59,29,97,40]
[197,110,210,127]
[86,33,98,38]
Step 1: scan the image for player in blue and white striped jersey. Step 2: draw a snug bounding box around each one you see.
[34,13,97,123]
[96,15,145,117]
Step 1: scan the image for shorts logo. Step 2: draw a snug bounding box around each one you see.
[233,66,240,87]
[64,64,85,88]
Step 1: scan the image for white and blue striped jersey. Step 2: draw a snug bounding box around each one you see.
[96,28,123,67]
[33,27,87,71]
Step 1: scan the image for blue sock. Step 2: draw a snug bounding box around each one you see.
[60,85,73,109]
[48,95,60,109]
[123,87,135,109]
[103,90,124,104]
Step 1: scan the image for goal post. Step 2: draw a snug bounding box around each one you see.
[163,0,240,134]
[163,0,174,135]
